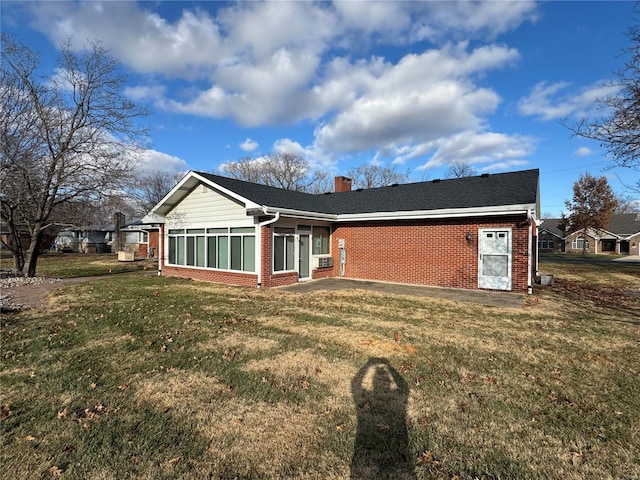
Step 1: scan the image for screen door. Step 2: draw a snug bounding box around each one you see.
[478,229,512,290]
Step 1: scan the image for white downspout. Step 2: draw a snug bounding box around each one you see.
[256,208,280,288]
[527,209,534,295]
[157,224,163,276]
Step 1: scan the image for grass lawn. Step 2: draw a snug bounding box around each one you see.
[0,252,156,278]
[1,256,639,479]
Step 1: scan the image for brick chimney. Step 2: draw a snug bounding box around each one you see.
[334,176,352,192]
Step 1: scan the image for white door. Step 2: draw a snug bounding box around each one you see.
[478,229,512,291]
[298,234,311,280]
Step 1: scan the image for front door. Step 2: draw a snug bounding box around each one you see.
[298,234,311,280]
[478,229,512,291]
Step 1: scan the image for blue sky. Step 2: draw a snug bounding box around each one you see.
[2,1,639,216]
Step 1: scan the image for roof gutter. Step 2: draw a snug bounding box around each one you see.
[335,204,536,222]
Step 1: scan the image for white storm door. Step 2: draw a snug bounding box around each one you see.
[478,229,512,291]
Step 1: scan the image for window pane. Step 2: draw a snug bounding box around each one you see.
[231,236,242,270]
[285,236,295,270]
[207,237,216,268]
[243,236,255,272]
[177,237,185,265]
[275,227,295,234]
[186,237,195,266]
[196,236,205,267]
[482,255,508,277]
[207,228,227,234]
[218,236,228,269]
[168,229,183,234]
[313,227,330,254]
[230,227,255,234]
[274,236,284,271]
[187,228,205,234]
[169,237,176,264]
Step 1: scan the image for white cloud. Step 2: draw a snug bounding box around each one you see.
[136,149,189,175]
[124,85,166,102]
[573,147,593,157]
[518,81,621,121]
[240,138,259,152]
[24,1,539,173]
[407,131,534,170]
[313,44,517,155]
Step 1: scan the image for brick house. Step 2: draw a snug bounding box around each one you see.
[540,214,640,255]
[143,169,541,293]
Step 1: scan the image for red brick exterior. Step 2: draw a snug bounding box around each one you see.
[162,265,258,287]
[159,216,533,293]
[331,216,531,293]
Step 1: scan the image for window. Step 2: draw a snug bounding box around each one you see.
[140,231,149,243]
[539,239,554,250]
[572,237,589,250]
[313,226,330,255]
[273,227,295,272]
[167,226,255,272]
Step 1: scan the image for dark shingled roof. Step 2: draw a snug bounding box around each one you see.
[540,218,567,237]
[196,169,539,215]
[544,213,640,237]
[606,213,640,235]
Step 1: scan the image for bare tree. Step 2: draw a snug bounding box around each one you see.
[563,24,640,192]
[0,35,146,276]
[614,192,640,213]
[445,161,477,179]
[221,153,329,192]
[219,156,265,185]
[564,173,618,253]
[131,170,185,214]
[346,164,410,189]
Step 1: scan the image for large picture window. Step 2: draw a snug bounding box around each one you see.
[572,237,589,250]
[273,227,295,272]
[167,227,255,272]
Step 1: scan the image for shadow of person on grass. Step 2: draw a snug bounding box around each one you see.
[351,357,415,480]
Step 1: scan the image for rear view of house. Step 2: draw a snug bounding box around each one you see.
[144,169,540,293]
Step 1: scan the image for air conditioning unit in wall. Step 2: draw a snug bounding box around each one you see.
[313,256,334,268]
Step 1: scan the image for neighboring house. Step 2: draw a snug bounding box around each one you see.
[537,218,565,253]
[54,227,112,253]
[121,221,161,258]
[540,213,640,255]
[144,169,540,294]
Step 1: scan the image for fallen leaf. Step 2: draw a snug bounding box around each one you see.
[57,408,68,419]
[118,384,129,390]
[48,466,63,476]
[167,456,182,464]
[25,435,36,442]
[335,423,344,431]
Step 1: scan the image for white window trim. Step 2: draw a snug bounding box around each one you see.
[166,226,256,274]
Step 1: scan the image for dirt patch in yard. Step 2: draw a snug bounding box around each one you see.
[551,278,640,317]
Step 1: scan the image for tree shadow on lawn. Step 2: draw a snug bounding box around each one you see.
[351,357,415,480]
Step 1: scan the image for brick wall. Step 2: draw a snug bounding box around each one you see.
[331,216,531,293]
[162,265,258,287]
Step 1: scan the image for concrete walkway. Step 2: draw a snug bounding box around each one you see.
[278,278,524,308]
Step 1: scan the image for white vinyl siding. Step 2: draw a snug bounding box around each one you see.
[165,184,249,229]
